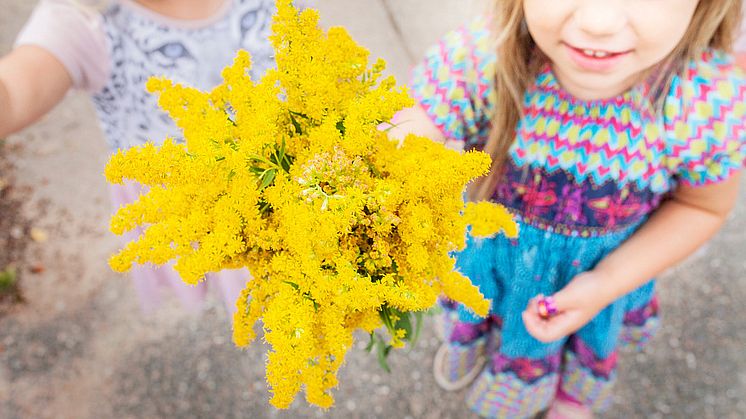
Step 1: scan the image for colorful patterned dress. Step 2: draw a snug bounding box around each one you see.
[410,18,746,418]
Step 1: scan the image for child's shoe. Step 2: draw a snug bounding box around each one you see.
[432,338,487,391]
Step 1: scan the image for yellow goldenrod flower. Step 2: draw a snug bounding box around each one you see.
[105,0,516,409]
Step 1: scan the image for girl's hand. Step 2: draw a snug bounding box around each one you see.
[522,271,611,343]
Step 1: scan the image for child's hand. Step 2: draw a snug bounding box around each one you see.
[522,271,610,343]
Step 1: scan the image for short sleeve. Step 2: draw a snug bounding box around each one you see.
[663,50,746,187]
[14,0,110,93]
[408,17,496,147]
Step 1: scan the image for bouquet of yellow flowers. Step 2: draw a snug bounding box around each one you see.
[105,0,517,409]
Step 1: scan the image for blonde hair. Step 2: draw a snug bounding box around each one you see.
[469,0,743,201]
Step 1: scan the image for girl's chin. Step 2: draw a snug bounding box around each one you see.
[555,69,637,100]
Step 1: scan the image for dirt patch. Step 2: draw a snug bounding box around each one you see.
[0,139,31,315]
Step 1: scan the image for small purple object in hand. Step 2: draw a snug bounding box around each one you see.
[537,295,558,320]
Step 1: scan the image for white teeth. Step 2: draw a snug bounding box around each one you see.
[581,48,610,58]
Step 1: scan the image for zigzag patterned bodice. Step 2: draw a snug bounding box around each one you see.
[493,67,669,237]
[410,18,746,238]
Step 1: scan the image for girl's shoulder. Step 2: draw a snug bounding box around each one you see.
[662,49,746,187]
[668,49,746,100]
[408,15,497,144]
[14,0,109,93]
[432,15,496,69]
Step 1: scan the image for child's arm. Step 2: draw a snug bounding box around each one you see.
[1,0,109,138]
[388,105,469,151]
[0,46,73,138]
[388,105,447,144]
[523,173,742,343]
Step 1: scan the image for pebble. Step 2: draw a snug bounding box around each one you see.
[655,401,672,414]
[685,353,697,369]
[668,337,680,348]
[30,227,48,242]
[10,226,23,239]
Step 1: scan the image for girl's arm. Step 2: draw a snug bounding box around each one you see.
[388,105,447,144]
[523,173,742,342]
[0,45,73,138]
[388,105,466,151]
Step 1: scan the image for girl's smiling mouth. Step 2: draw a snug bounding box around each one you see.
[563,42,632,71]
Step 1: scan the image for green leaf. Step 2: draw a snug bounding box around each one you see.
[336,120,346,136]
[394,310,413,342]
[379,305,395,332]
[381,119,405,133]
[289,112,303,135]
[364,332,376,353]
[225,139,239,150]
[283,281,300,291]
[289,110,309,119]
[259,169,276,190]
[0,266,18,292]
[367,162,382,178]
[279,138,293,172]
[410,311,424,347]
[303,294,320,312]
[257,199,272,215]
[375,334,392,373]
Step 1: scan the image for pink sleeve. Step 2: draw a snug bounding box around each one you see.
[14,0,110,93]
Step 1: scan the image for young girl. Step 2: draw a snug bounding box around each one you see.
[392,0,745,417]
[0,0,281,313]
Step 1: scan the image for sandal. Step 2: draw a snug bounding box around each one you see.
[432,342,487,391]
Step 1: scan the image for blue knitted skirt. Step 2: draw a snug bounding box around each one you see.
[437,221,659,418]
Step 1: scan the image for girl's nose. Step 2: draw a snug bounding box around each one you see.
[573,0,627,37]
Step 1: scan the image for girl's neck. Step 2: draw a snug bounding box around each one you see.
[132,0,228,21]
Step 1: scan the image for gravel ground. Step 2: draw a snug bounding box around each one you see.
[1,1,744,418]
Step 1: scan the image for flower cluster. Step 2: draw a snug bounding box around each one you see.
[105,0,516,409]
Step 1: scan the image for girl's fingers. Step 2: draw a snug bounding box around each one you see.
[522,298,579,343]
[522,306,560,343]
[552,287,577,313]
